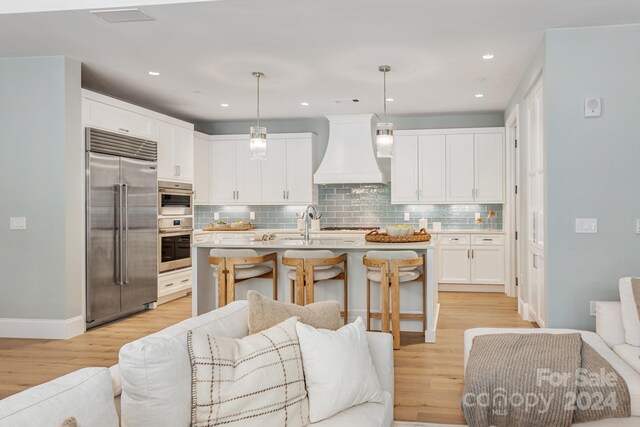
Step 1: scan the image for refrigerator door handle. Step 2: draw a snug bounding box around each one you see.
[123,184,129,285]
[116,184,123,286]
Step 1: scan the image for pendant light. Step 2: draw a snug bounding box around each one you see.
[376,65,393,158]
[249,71,267,160]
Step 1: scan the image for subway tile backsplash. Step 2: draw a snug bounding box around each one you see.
[195,184,503,230]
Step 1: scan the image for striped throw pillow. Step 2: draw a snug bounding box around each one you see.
[187,317,309,427]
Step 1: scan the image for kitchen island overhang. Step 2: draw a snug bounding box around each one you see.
[191,238,439,343]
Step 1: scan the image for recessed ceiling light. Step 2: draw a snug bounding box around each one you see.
[300,101,310,106]
[386,97,395,102]
[148,71,160,76]
[220,103,230,107]
[90,8,155,23]
[482,54,494,60]
[475,93,484,98]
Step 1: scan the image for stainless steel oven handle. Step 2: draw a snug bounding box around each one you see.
[159,188,194,195]
[123,184,129,285]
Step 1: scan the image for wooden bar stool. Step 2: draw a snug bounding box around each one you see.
[208,249,278,307]
[282,250,348,324]
[363,250,426,349]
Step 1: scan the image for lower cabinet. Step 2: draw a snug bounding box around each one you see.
[438,234,505,287]
[158,267,192,301]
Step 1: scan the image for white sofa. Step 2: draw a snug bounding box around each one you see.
[0,367,119,427]
[464,300,640,426]
[116,300,394,427]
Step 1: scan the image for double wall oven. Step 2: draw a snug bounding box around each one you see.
[158,181,194,273]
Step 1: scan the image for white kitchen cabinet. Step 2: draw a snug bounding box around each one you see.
[157,121,194,182]
[210,139,239,204]
[83,98,158,141]
[158,267,192,300]
[210,133,316,205]
[235,140,262,203]
[446,134,475,202]
[474,133,504,202]
[391,136,419,203]
[392,128,504,204]
[470,245,505,284]
[419,135,446,202]
[439,245,472,283]
[285,138,315,203]
[438,233,505,286]
[194,132,211,205]
[261,139,288,203]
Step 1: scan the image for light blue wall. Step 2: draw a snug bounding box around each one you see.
[544,24,640,330]
[0,56,82,320]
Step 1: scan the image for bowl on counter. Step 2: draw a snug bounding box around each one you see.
[385,225,415,236]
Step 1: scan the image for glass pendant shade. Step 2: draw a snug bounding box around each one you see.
[376,122,394,158]
[249,126,267,160]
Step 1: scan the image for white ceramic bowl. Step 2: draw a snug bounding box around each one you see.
[386,225,414,236]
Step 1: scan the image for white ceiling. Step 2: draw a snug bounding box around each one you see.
[2,0,640,123]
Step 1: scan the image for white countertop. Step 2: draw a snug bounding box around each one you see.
[193,237,435,250]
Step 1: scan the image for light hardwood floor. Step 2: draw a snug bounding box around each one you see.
[0,292,534,424]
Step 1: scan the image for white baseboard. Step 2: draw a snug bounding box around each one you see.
[518,300,532,321]
[0,315,85,339]
[439,284,504,293]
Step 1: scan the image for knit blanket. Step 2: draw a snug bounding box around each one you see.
[462,333,630,427]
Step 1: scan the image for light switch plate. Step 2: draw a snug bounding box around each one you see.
[636,219,640,234]
[404,212,410,221]
[10,217,26,230]
[213,212,220,220]
[576,218,598,233]
[249,211,255,220]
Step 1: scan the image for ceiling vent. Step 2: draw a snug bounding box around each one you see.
[90,8,155,23]
[333,98,360,104]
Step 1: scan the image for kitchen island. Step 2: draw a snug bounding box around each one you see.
[192,237,440,342]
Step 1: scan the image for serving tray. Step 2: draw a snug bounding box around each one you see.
[365,228,431,243]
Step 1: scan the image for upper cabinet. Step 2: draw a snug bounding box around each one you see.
[207,133,317,205]
[157,121,194,183]
[82,90,195,183]
[194,132,211,205]
[392,128,504,204]
[83,97,158,141]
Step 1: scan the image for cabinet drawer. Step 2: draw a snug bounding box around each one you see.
[158,269,192,296]
[84,99,158,141]
[438,234,470,246]
[471,235,504,246]
[193,234,211,243]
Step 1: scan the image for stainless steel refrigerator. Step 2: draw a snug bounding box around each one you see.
[86,128,158,328]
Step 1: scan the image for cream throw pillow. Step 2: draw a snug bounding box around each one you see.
[188,317,309,427]
[295,317,384,423]
[247,290,342,335]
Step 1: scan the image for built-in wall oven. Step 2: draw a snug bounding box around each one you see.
[158,216,193,273]
[159,181,193,216]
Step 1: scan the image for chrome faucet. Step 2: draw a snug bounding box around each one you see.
[303,205,318,243]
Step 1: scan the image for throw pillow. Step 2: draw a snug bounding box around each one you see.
[620,277,640,346]
[188,317,309,427]
[295,317,384,423]
[247,290,342,335]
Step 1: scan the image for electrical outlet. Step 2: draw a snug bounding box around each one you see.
[9,217,26,230]
[213,212,220,221]
[575,218,597,234]
[404,212,410,221]
[590,301,597,317]
[249,211,255,220]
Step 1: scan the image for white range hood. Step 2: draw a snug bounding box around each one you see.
[314,114,388,184]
